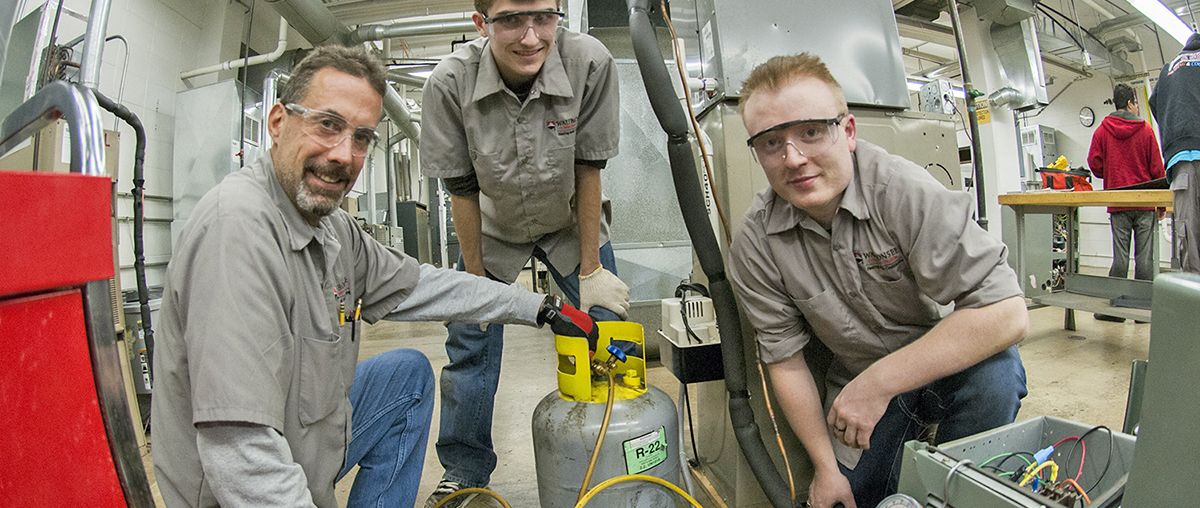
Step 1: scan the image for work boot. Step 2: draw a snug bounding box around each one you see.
[424,480,479,508]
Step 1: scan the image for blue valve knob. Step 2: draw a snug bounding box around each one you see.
[606,344,627,363]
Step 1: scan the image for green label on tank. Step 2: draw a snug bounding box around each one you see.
[622,426,668,474]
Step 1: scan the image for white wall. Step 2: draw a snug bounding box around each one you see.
[16,0,298,295]
[1015,73,1173,272]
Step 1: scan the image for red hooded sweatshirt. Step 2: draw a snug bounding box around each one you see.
[1087,110,1166,212]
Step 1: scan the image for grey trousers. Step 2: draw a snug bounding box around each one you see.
[1109,210,1156,281]
[1173,160,1200,273]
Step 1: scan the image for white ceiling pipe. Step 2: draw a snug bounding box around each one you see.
[181,18,289,80]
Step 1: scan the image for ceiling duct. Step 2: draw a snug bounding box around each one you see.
[990,17,1049,110]
[974,0,1036,26]
[1031,11,1135,75]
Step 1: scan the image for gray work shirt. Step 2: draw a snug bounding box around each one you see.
[729,140,1021,384]
[728,141,1021,468]
[420,27,620,282]
[152,155,541,507]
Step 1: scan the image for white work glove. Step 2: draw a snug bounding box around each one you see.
[579,266,630,319]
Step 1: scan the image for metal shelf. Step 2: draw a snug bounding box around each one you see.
[1032,291,1151,322]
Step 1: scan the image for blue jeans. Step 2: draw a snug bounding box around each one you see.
[436,242,622,487]
[840,346,1027,508]
[337,348,435,508]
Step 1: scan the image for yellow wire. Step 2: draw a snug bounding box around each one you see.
[577,370,617,502]
[1019,460,1059,487]
[575,474,703,508]
[431,487,512,508]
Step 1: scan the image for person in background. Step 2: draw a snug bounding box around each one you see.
[419,0,629,505]
[1087,83,1166,322]
[1149,31,1200,273]
[728,53,1028,508]
[152,45,597,508]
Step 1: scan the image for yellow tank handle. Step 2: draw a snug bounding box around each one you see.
[555,321,647,402]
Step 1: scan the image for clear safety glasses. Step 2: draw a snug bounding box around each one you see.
[746,114,846,165]
[284,103,379,157]
[482,10,564,39]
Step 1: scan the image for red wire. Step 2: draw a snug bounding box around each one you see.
[1051,436,1087,480]
[1075,440,1087,481]
[1053,436,1081,448]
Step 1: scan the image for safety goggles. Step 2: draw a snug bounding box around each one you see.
[284,103,379,157]
[482,9,564,38]
[746,114,845,165]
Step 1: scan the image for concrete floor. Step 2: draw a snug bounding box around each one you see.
[328,303,1151,507]
[139,301,1152,507]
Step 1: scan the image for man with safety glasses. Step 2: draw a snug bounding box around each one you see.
[152,45,599,508]
[727,53,1029,508]
[419,1,626,505]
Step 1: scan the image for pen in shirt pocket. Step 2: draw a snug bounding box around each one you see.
[351,298,362,341]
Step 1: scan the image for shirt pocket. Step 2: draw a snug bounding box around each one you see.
[861,276,940,326]
[792,289,856,353]
[297,333,347,426]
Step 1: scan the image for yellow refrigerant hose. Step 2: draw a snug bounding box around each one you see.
[430,487,511,508]
[577,370,617,501]
[576,474,704,507]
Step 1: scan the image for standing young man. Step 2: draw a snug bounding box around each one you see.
[1087,83,1166,316]
[419,1,627,504]
[728,54,1028,508]
[1150,32,1200,272]
[152,45,597,508]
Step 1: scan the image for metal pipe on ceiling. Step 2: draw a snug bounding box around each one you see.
[79,0,113,88]
[387,70,428,88]
[181,18,289,80]
[261,69,289,152]
[350,18,475,43]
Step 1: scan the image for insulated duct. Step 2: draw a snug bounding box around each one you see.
[626,1,792,507]
[263,0,349,46]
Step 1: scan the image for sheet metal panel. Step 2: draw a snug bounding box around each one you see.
[674,0,910,110]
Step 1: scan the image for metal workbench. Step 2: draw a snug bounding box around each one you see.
[1000,189,1172,329]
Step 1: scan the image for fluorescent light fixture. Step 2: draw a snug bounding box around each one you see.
[1128,0,1195,45]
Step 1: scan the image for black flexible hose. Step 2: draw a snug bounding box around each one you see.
[626,2,792,506]
[91,88,153,381]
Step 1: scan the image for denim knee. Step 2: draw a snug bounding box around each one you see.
[375,348,434,399]
[951,346,1027,417]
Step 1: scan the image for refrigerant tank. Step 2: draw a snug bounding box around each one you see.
[532,322,682,507]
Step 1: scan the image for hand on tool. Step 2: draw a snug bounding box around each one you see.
[537,295,600,349]
[579,266,630,319]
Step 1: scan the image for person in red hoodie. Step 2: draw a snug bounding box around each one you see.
[1087,83,1166,321]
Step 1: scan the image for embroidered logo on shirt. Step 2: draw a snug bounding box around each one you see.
[854,247,904,271]
[546,117,578,136]
[332,278,350,304]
